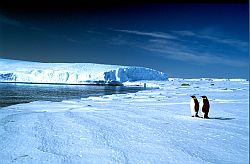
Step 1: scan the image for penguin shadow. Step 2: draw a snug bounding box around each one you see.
[192,116,235,120]
[208,117,235,120]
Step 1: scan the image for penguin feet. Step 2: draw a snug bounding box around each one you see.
[203,115,209,119]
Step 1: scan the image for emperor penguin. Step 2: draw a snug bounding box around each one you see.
[200,96,210,119]
[190,96,199,117]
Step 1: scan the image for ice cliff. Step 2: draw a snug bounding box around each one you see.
[0,58,168,85]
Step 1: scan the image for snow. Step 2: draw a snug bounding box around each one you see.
[0,78,248,163]
[169,78,248,82]
[0,58,167,84]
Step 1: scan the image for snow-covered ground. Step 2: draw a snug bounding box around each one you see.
[0,58,167,84]
[0,78,248,164]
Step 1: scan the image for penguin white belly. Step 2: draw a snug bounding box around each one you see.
[190,99,196,116]
[200,101,204,116]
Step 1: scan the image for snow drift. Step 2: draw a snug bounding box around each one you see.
[0,58,167,84]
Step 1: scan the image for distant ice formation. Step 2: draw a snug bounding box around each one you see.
[0,58,168,85]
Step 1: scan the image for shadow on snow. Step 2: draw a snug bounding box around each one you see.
[208,117,235,120]
[191,116,235,120]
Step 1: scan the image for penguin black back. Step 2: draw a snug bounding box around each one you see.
[201,96,210,118]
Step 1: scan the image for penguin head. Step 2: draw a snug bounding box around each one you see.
[201,96,207,99]
[191,95,197,99]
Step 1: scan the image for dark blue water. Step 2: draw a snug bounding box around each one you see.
[0,83,144,108]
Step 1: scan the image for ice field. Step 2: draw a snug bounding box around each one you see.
[0,78,248,164]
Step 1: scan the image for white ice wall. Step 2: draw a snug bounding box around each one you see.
[0,58,168,84]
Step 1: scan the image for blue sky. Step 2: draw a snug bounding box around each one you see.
[0,2,249,78]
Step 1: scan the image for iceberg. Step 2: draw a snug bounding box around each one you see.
[0,58,167,85]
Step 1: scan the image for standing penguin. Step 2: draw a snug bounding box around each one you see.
[200,96,210,119]
[190,96,199,117]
